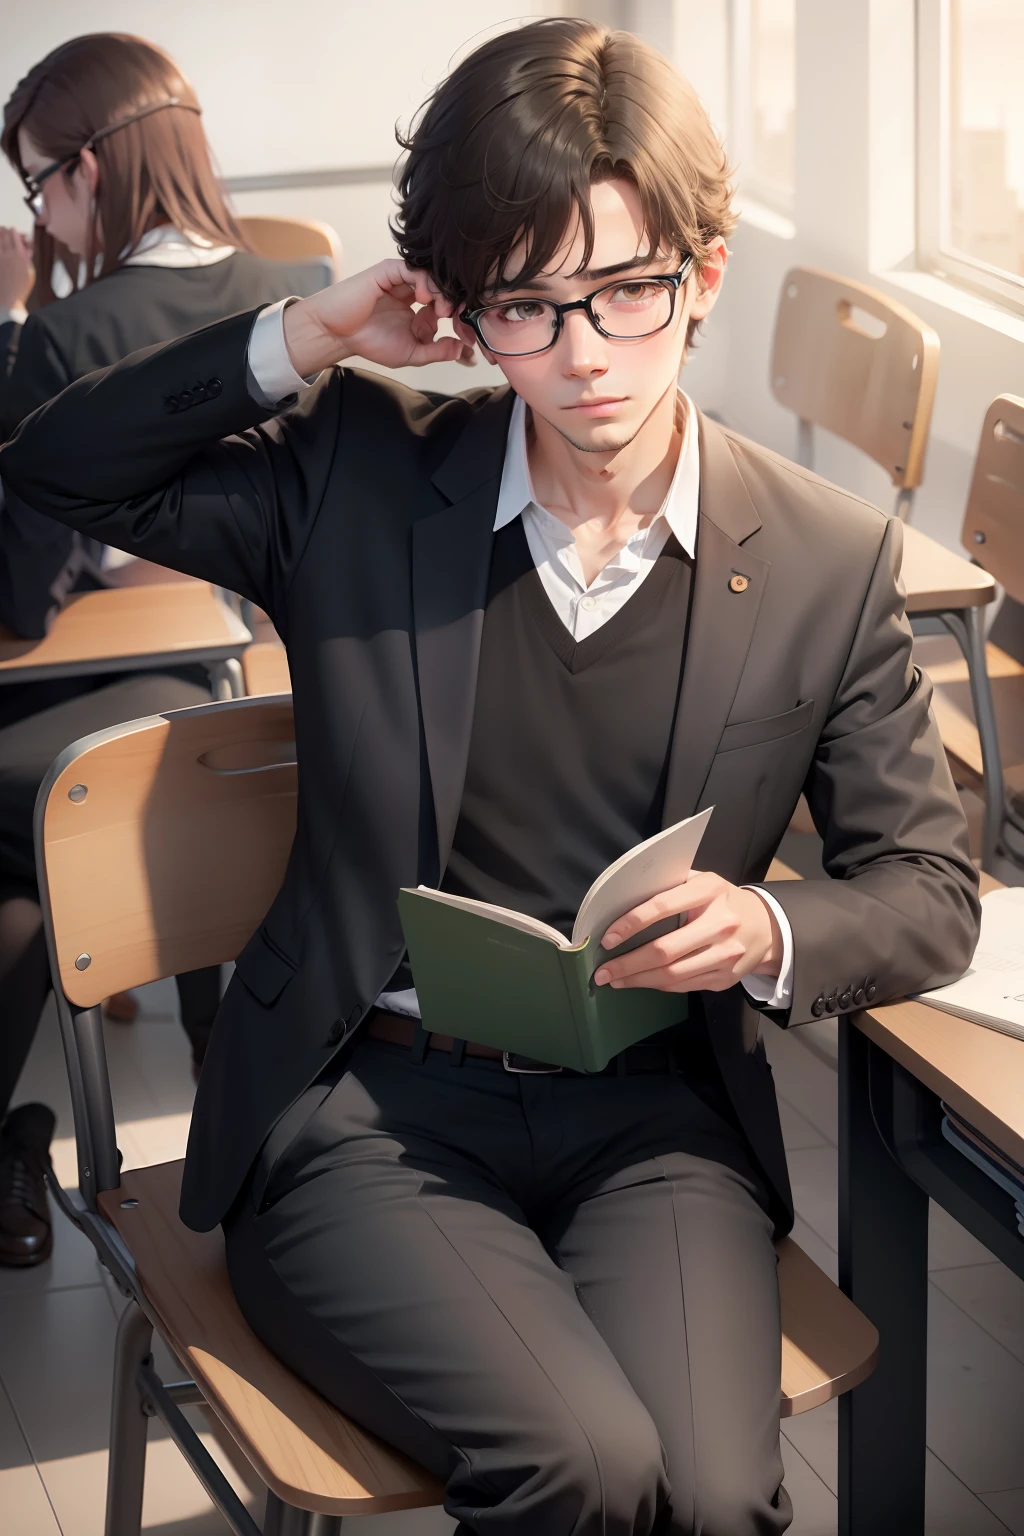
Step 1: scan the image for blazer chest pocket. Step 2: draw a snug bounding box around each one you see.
[717,698,815,754]
[235,925,298,1007]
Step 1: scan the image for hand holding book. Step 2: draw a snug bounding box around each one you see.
[594,870,784,994]
[397,807,781,1071]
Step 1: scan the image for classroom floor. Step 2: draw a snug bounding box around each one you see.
[1,832,1023,1534]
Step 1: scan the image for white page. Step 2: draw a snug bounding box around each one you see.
[914,887,1024,1033]
[571,806,713,948]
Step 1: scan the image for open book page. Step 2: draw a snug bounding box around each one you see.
[571,806,714,948]
[914,887,1024,1036]
[407,887,570,947]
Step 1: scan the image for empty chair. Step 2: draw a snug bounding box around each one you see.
[918,395,1024,867]
[770,266,940,521]
[237,214,343,287]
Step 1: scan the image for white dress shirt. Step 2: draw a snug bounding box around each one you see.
[246,302,795,1013]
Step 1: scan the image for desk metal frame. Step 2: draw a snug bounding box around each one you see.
[838,1017,1024,1535]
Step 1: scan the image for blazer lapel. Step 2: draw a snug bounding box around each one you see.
[662,413,771,825]
[413,387,515,870]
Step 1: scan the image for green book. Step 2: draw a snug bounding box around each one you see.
[398,806,713,1072]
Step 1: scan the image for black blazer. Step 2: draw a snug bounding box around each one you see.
[0,252,325,638]
[0,307,981,1235]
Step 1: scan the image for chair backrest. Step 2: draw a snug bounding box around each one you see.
[238,214,342,277]
[770,266,940,491]
[961,394,1024,606]
[36,696,297,1010]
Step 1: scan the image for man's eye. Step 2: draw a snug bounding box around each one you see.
[496,301,547,323]
[609,281,660,303]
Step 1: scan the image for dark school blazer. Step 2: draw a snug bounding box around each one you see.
[0,306,981,1234]
[0,253,325,638]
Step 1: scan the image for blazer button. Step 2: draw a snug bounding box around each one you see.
[839,991,852,1009]
[326,1018,345,1046]
[811,996,825,1017]
[825,993,838,1013]
[192,380,208,402]
[865,982,877,1002]
[178,390,193,409]
[163,396,179,414]
[852,986,866,1006]
[207,377,223,398]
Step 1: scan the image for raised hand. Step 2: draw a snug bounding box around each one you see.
[0,227,34,311]
[282,260,476,379]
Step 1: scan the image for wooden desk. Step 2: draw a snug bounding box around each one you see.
[0,582,251,691]
[839,871,1024,1534]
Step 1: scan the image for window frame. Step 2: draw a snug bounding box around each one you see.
[728,0,796,217]
[916,0,1024,319]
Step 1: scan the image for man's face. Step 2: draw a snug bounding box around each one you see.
[469,178,725,455]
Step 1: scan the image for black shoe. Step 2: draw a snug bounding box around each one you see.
[0,1102,56,1268]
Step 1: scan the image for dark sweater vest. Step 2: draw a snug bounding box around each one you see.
[441,516,693,934]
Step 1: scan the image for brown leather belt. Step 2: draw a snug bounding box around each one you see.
[368,1011,506,1060]
[365,1010,679,1076]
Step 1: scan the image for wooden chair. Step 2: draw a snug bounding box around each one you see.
[770,266,940,521]
[238,215,342,283]
[35,697,878,1534]
[915,396,1024,867]
[0,579,252,699]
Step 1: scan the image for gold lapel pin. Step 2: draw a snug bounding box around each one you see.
[729,574,750,594]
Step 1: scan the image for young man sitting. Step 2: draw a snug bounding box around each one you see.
[0,18,979,1535]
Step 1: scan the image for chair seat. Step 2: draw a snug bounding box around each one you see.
[99,1162,444,1516]
[99,1160,877,1512]
[901,525,996,614]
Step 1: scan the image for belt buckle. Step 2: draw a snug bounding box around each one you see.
[502,1051,562,1075]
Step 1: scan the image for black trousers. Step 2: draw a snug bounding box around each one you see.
[0,669,220,1120]
[224,1033,793,1536]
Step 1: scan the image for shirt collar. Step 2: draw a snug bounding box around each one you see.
[122,225,236,268]
[493,388,699,558]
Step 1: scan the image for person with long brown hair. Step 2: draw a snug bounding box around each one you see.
[0,32,324,1269]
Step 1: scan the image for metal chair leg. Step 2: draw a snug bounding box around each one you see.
[105,1302,153,1536]
[209,658,246,700]
[893,486,915,522]
[263,1493,344,1534]
[940,606,1006,872]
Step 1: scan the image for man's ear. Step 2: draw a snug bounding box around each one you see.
[688,237,729,323]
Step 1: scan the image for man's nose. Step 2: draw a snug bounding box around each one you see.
[559,310,608,376]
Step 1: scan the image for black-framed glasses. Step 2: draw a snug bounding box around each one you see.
[463,256,695,357]
[20,97,201,216]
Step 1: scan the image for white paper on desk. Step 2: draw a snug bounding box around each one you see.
[913,887,1024,1040]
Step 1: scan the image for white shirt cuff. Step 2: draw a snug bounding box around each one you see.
[740,886,794,1009]
[247,298,320,404]
[0,305,28,326]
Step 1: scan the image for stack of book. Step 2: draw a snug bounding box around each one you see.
[916,886,1024,1237]
[941,1103,1024,1237]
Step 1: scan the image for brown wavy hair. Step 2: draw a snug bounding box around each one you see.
[394,17,736,346]
[2,32,249,308]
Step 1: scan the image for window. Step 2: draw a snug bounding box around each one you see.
[918,0,1024,314]
[730,0,796,211]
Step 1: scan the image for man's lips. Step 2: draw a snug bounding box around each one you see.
[564,397,627,416]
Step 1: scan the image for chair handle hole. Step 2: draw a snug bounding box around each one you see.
[994,417,1024,447]
[835,300,888,341]
[198,741,297,775]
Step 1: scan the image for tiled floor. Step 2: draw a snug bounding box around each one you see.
[2,874,1024,1533]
